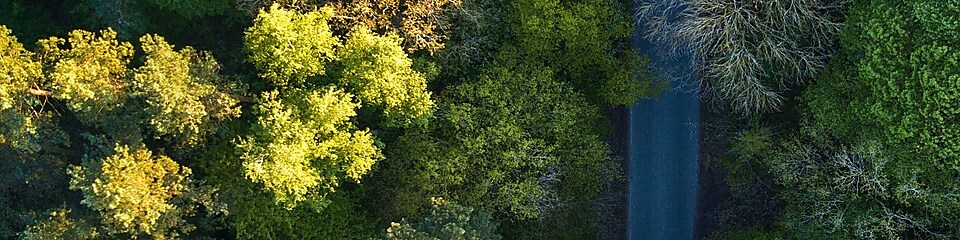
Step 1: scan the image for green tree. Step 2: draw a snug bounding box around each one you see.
[148,0,233,18]
[794,0,960,236]
[511,0,658,106]
[236,88,380,208]
[373,53,615,237]
[228,190,379,240]
[384,198,501,240]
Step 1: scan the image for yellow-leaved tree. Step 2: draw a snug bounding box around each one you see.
[239,5,433,208]
[68,145,218,239]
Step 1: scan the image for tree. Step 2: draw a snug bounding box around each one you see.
[134,34,241,146]
[240,5,436,208]
[795,0,960,236]
[511,0,658,106]
[372,54,615,236]
[244,5,339,88]
[0,25,235,239]
[637,0,846,114]
[384,198,501,240]
[68,144,216,239]
[337,26,434,125]
[244,6,434,125]
[37,28,133,125]
[23,28,242,146]
[236,88,380,208]
[767,135,959,238]
[0,25,47,153]
[148,0,233,18]
[323,0,462,54]
[18,208,98,240]
[196,133,379,240]
[228,190,379,240]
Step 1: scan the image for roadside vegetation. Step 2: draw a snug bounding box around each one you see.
[638,0,960,238]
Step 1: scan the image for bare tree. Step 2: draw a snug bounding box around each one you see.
[636,0,846,114]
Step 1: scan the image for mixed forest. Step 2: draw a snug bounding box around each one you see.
[2,0,960,239]
[634,0,960,238]
[0,0,654,239]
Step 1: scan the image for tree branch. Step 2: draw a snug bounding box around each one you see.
[27,88,53,97]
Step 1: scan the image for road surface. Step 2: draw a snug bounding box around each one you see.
[627,16,700,240]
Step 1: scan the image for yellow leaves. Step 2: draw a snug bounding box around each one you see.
[338,26,434,125]
[0,25,46,152]
[68,144,193,237]
[238,88,382,208]
[316,129,378,181]
[326,0,460,54]
[243,7,435,125]
[244,5,339,87]
[39,28,133,121]
[400,0,461,53]
[0,25,41,111]
[134,34,240,146]
[20,208,99,240]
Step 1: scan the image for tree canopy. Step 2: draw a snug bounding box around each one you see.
[788,0,960,237]
[236,88,380,207]
[244,5,339,87]
[0,0,647,238]
[385,198,502,240]
[68,144,211,239]
[134,34,241,146]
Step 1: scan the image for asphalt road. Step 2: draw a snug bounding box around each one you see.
[627,19,700,240]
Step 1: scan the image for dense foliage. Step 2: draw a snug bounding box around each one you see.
[384,198,501,240]
[792,0,960,237]
[707,0,960,238]
[0,0,648,239]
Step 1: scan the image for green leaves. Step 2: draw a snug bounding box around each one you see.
[385,198,501,240]
[237,88,381,208]
[806,0,960,172]
[791,0,960,236]
[149,0,232,18]
[377,56,613,225]
[244,5,339,88]
[510,0,656,106]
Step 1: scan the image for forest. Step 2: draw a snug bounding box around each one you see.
[1,0,959,239]
[0,0,651,239]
